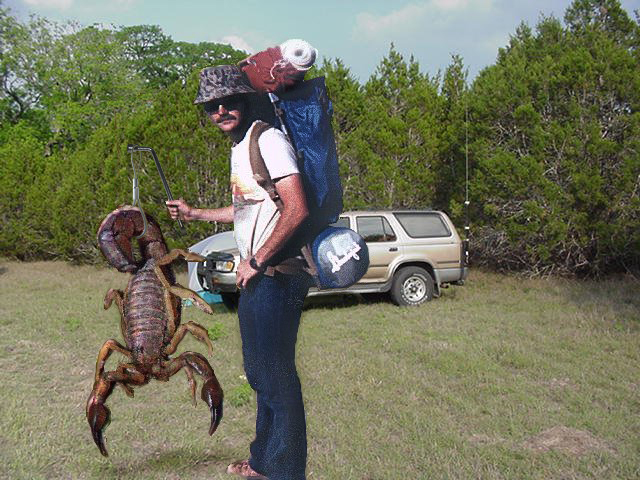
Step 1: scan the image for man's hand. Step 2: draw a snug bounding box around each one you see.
[235,258,261,289]
[166,198,196,222]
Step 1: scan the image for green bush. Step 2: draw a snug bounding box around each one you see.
[227,382,253,408]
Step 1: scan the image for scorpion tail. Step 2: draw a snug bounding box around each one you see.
[97,206,168,273]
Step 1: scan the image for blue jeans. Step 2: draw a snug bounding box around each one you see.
[238,271,311,480]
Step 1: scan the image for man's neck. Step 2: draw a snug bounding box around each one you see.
[228,120,252,144]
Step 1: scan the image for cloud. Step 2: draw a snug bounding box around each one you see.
[21,0,138,13]
[112,0,136,8]
[23,0,73,9]
[354,0,495,39]
[355,3,428,37]
[432,0,491,10]
[218,35,255,54]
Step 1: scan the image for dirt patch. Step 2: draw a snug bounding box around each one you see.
[541,377,576,390]
[523,426,614,456]
[429,340,452,350]
[468,433,505,446]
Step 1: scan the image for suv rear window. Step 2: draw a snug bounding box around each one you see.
[393,212,451,238]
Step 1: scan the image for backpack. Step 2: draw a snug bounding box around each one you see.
[248,78,369,289]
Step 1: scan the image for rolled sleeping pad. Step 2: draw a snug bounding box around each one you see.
[280,39,317,71]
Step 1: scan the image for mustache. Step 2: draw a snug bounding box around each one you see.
[217,113,237,123]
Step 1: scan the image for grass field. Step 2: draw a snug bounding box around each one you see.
[0,260,639,479]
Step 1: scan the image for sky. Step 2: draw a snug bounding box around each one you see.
[4,0,640,82]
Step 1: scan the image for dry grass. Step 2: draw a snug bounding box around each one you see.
[0,260,639,479]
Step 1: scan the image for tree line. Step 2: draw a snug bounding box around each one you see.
[1,0,638,276]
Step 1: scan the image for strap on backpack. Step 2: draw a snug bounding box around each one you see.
[248,121,320,284]
[249,121,283,211]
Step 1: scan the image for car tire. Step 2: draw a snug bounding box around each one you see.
[390,267,434,306]
[221,293,239,311]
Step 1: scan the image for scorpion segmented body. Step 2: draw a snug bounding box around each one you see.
[87,206,223,457]
[125,259,175,366]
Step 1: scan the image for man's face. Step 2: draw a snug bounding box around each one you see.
[204,95,245,133]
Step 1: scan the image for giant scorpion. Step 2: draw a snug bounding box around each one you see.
[87,206,223,457]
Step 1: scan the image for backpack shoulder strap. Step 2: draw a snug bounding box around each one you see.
[249,121,283,210]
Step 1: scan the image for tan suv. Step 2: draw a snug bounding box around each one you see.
[188,210,469,307]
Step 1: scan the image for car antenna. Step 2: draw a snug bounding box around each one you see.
[464,102,470,267]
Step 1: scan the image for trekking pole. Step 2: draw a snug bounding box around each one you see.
[130,148,149,238]
[268,93,305,164]
[268,93,293,142]
[127,145,184,229]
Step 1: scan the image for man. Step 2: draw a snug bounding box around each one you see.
[167,65,310,480]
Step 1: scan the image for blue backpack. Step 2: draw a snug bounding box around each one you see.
[272,77,343,227]
[249,77,369,289]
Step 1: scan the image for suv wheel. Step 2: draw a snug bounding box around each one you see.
[390,267,434,306]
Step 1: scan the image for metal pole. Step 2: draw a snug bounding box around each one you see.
[127,145,184,228]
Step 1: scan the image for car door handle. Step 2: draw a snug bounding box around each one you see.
[389,247,398,252]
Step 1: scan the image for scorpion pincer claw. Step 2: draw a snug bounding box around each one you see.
[87,399,112,457]
[201,377,224,436]
[210,401,224,436]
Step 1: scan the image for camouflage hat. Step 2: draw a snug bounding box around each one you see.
[193,65,255,104]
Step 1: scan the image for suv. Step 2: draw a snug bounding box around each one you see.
[187,210,469,307]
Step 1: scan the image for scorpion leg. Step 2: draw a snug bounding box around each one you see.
[114,363,136,398]
[94,339,132,383]
[164,321,214,358]
[159,352,223,435]
[155,263,213,315]
[86,365,147,457]
[103,288,124,314]
[163,287,180,339]
[155,248,208,266]
[154,250,214,316]
[185,366,197,407]
[104,289,127,342]
[170,284,214,315]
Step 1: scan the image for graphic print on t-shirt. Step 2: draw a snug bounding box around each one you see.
[231,172,266,209]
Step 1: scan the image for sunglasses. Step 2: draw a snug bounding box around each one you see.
[203,96,244,114]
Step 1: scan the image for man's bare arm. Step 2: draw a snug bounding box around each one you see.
[253,173,308,265]
[166,199,234,224]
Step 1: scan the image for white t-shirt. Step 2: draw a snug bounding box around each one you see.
[231,121,299,260]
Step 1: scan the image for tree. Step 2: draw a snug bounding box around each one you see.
[42,25,147,148]
[340,46,441,210]
[117,25,246,88]
[0,6,55,126]
[435,54,469,218]
[468,1,640,275]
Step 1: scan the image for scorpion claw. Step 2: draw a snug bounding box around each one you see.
[87,400,111,457]
[209,402,224,436]
[201,377,224,436]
